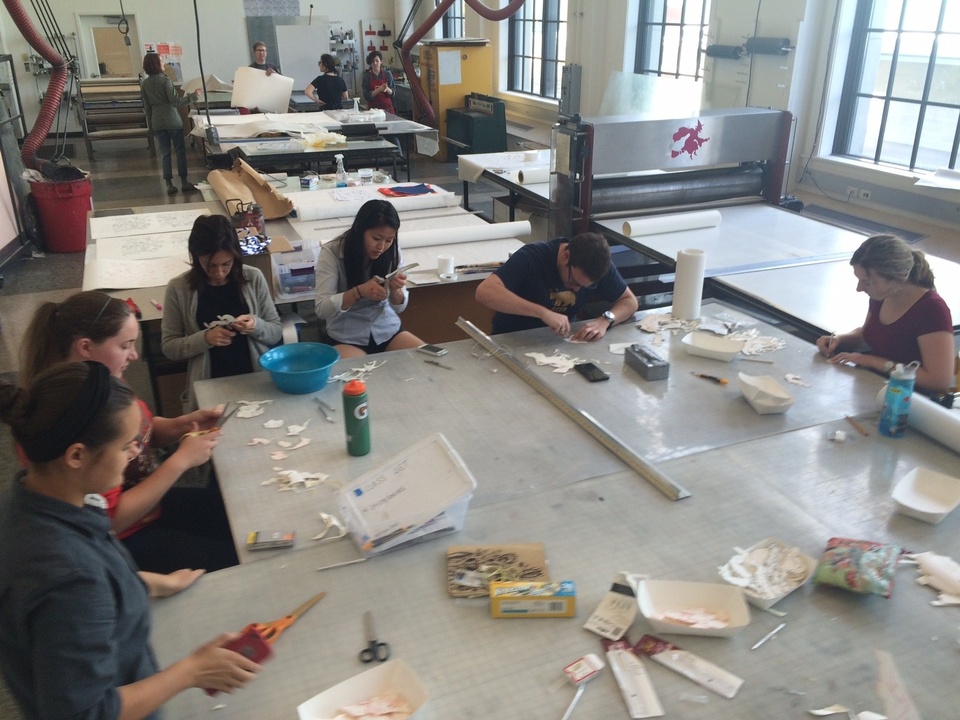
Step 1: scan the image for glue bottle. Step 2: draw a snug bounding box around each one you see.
[334,153,348,187]
[342,379,370,456]
[878,360,919,438]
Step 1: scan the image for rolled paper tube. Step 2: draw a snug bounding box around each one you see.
[875,386,960,454]
[672,249,706,321]
[401,220,531,248]
[517,166,550,185]
[622,210,721,238]
[437,254,455,275]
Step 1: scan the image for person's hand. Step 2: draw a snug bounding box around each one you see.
[816,334,840,356]
[193,89,202,100]
[229,315,257,335]
[540,309,570,337]
[143,569,206,598]
[571,318,608,342]
[205,326,237,347]
[387,273,407,292]
[175,425,220,468]
[265,68,275,77]
[187,633,262,693]
[828,351,868,368]
[359,278,388,302]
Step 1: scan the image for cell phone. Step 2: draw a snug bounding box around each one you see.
[205,628,273,696]
[574,362,610,382]
[246,530,295,551]
[417,343,448,357]
[384,262,419,282]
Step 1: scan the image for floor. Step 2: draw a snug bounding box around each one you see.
[0,136,956,718]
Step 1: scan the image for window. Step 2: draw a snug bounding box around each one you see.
[635,0,712,80]
[439,0,465,38]
[834,0,960,172]
[508,0,568,99]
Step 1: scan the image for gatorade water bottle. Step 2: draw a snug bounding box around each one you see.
[334,153,348,187]
[878,360,920,438]
[342,379,370,455]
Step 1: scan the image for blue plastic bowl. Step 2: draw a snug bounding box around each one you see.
[258,343,340,394]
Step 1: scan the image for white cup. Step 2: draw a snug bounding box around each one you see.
[438,254,455,279]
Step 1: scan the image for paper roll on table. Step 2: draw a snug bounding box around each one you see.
[875,387,960,454]
[673,249,706,321]
[516,166,550,185]
[401,220,531,249]
[622,210,722,237]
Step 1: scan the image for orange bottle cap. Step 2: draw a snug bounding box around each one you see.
[343,379,367,396]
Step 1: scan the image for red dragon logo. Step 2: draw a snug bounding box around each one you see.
[671,120,709,159]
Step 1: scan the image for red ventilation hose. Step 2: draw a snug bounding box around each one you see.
[3,0,67,171]
[400,0,527,126]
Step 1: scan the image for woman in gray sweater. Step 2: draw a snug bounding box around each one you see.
[141,53,198,195]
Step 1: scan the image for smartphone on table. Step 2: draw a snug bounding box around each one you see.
[417,344,448,357]
[574,362,610,382]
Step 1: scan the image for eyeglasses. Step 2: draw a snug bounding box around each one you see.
[566,262,597,291]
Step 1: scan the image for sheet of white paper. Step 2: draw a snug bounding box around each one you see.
[914,168,960,191]
[89,209,210,239]
[94,232,190,260]
[439,50,462,84]
[231,67,295,114]
[82,256,189,291]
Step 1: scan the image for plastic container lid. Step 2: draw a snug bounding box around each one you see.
[343,379,367,395]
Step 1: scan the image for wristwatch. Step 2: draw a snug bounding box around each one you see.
[602,310,616,327]
[881,360,895,374]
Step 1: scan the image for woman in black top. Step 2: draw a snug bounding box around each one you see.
[306,53,349,110]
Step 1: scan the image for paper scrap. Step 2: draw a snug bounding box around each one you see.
[785,374,811,387]
[269,451,288,460]
[236,400,272,419]
[263,419,284,428]
[608,342,634,355]
[247,437,271,445]
[524,351,582,374]
[286,421,310,435]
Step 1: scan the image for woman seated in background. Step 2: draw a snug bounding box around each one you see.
[21,291,238,573]
[162,214,282,411]
[314,199,423,358]
[305,53,349,110]
[816,234,954,392]
[0,361,260,719]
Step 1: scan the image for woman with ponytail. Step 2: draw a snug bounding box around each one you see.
[816,234,954,391]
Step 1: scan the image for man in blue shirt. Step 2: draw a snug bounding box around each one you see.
[476,232,638,340]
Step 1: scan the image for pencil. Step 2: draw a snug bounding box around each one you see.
[844,415,869,436]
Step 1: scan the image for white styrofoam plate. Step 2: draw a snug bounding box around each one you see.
[681,332,746,362]
[297,659,428,720]
[892,467,960,525]
[637,580,751,637]
[737,373,795,415]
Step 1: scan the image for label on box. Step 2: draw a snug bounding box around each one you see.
[634,635,744,699]
[584,577,638,639]
[490,580,576,618]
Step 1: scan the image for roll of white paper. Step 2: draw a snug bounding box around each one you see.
[673,249,706,321]
[517,166,550,185]
[401,220,531,249]
[876,387,960,454]
[622,210,722,238]
[437,254,455,275]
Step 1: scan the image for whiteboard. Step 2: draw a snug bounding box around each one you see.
[276,23,330,96]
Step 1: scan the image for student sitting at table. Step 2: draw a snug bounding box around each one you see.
[21,291,238,574]
[314,199,424,358]
[306,54,349,110]
[0,361,261,720]
[162,214,283,411]
[475,231,638,340]
[816,234,954,393]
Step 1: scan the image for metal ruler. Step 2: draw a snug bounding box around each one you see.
[456,318,691,501]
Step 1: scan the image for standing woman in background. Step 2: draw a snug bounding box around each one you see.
[141,52,198,195]
[816,234,954,392]
[20,292,238,574]
[0,362,260,719]
[362,50,395,113]
[314,199,423,358]
[162,215,283,411]
[306,54,349,110]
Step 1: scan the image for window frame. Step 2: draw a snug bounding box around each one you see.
[438,0,465,39]
[507,0,567,99]
[634,0,712,81]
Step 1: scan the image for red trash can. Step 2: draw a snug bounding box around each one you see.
[29,176,93,253]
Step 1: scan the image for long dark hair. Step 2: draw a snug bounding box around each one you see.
[340,200,401,289]
[142,53,163,76]
[21,292,133,386]
[186,215,246,292]
[320,53,338,75]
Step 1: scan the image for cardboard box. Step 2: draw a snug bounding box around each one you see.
[490,580,576,618]
[244,234,293,297]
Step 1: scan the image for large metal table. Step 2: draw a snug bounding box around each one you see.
[153,300,960,716]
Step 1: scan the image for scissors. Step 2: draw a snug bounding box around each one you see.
[358,610,390,663]
[181,402,237,440]
[242,591,327,645]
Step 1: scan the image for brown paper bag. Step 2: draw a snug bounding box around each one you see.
[206,157,293,220]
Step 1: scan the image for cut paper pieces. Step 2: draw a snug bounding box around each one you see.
[236,400,272,419]
[287,421,310,435]
[269,451,288,460]
[524,351,582,374]
[638,313,684,333]
[247,437,271,445]
[697,318,729,336]
[729,329,787,356]
[329,359,386,383]
[809,707,887,719]
[276,438,311,451]
[908,551,960,605]
[608,342,634,355]
[312,512,348,542]
[203,314,237,329]
[784,374,811,387]
[563,337,587,344]
[263,419,284,428]
[262,469,331,492]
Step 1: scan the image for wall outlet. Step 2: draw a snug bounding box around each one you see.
[859,188,872,201]
[846,185,858,198]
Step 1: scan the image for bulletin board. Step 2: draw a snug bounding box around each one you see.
[276,22,329,92]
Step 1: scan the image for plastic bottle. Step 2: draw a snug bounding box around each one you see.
[353,96,360,113]
[342,379,371,455]
[334,153,348,187]
[878,360,920,438]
